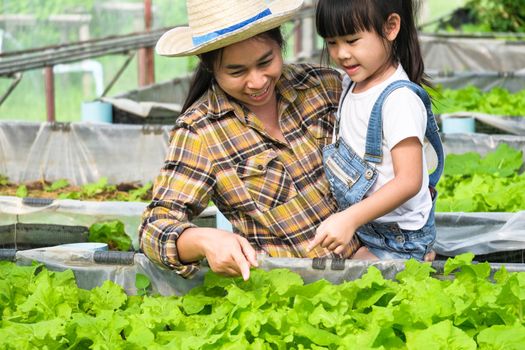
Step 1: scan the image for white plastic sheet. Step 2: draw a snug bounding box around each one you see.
[0,122,172,185]
[433,212,525,256]
[420,34,525,74]
[2,122,525,186]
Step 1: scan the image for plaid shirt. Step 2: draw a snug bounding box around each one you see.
[139,63,360,277]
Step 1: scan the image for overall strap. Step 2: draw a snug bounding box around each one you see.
[364,80,444,188]
[333,76,353,143]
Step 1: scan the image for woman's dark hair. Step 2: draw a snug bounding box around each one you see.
[181,27,285,113]
[315,0,430,87]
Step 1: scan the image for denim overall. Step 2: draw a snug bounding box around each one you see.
[322,80,445,260]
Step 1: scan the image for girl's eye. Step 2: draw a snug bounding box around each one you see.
[326,40,336,46]
[346,38,358,44]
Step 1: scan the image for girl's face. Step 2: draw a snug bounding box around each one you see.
[214,37,283,111]
[325,15,400,93]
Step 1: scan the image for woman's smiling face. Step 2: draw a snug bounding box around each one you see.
[213,36,283,110]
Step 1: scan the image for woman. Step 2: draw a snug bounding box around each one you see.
[139,0,361,280]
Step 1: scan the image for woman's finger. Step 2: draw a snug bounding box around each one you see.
[231,249,251,281]
[238,237,258,267]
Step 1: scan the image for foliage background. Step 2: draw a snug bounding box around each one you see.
[0,0,191,122]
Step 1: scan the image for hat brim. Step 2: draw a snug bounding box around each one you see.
[156,0,303,57]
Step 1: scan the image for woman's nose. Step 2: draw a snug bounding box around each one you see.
[246,70,267,90]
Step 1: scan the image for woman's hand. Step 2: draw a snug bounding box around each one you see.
[178,228,258,280]
[203,230,259,280]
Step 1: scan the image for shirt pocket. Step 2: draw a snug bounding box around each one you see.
[236,149,298,212]
[304,110,335,148]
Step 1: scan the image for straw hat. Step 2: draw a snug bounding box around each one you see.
[156,0,304,57]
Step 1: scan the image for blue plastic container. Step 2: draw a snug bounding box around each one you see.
[441,115,475,134]
[81,101,113,123]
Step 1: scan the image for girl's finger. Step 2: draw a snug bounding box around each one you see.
[307,230,327,252]
[334,244,346,255]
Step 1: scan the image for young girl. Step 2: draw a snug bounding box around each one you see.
[308,0,444,261]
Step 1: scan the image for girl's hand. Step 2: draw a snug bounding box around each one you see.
[308,211,358,254]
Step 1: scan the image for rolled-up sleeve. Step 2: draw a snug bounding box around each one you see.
[139,123,215,278]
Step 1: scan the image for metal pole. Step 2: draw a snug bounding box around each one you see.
[44,66,55,122]
[101,51,136,97]
[138,0,155,86]
[0,73,22,106]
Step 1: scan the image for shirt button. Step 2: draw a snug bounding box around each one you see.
[364,169,374,180]
[257,164,264,171]
[395,235,404,243]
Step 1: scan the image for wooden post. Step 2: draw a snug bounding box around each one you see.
[295,0,315,60]
[44,66,56,122]
[294,18,303,58]
[138,0,155,86]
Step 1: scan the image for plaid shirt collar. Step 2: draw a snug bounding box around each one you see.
[206,64,321,123]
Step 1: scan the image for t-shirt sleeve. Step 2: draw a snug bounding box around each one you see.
[382,87,427,150]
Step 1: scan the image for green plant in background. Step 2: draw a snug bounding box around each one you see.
[116,182,153,202]
[436,0,525,34]
[437,144,525,212]
[44,179,70,192]
[88,220,132,251]
[428,85,525,116]
[0,175,8,186]
[465,0,525,33]
[1,176,152,202]
[15,185,28,198]
[58,177,116,200]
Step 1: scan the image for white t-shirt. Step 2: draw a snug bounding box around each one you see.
[339,65,432,230]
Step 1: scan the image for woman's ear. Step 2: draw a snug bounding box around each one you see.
[384,13,401,41]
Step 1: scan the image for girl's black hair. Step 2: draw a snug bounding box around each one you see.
[181,27,285,113]
[315,0,430,87]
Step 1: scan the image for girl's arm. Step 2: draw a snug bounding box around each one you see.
[308,137,423,253]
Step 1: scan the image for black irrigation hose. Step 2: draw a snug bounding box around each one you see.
[94,250,136,265]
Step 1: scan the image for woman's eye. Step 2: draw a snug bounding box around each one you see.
[259,60,272,67]
[230,70,244,76]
